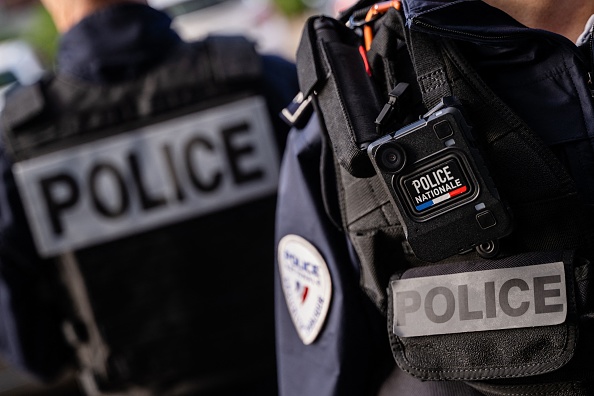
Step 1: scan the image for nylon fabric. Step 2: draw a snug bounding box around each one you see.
[402,0,481,23]
[280,0,594,394]
[341,167,398,229]
[388,252,580,381]
[575,261,594,314]
[437,40,594,250]
[384,6,594,393]
[378,365,483,396]
[56,3,182,84]
[4,38,263,162]
[296,17,382,177]
[407,29,452,109]
[295,20,324,98]
[338,165,402,311]
[1,35,283,395]
[274,118,393,396]
[338,2,594,308]
[467,380,594,396]
[402,23,594,255]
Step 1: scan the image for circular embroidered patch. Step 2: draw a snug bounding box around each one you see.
[278,234,332,345]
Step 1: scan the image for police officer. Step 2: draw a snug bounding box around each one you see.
[275,0,594,395]
[0,0,298,395]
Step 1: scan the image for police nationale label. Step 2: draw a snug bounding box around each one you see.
[14,97,279,256]
[392,262,567,337]
[402,156,473,215]
[278,234,332,345]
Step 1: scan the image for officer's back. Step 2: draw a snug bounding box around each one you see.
[0,0,298,395]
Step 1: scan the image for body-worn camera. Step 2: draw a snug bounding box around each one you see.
[367,97,513,262]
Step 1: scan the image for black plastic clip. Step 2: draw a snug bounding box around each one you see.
[280,92,313,129]
[375,82,409,134]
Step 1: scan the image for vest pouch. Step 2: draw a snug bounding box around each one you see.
[297,16,382,177]
[387,251,594,386]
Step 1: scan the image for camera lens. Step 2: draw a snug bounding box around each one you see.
[377,143,406,173]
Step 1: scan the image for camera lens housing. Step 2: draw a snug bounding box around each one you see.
[367,101,513,262]
[377,143,406,173]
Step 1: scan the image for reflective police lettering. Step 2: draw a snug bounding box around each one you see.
[14,97,279,256]
[391,262,567,337]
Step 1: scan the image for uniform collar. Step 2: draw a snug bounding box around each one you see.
[400,0,482,23]
[57,3,182,83]
[400,0,572,44]
[577,14,594,46]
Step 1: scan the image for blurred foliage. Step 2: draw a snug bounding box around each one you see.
[21,4,58,67]
[0,3,58,68]
[272,0,309,16]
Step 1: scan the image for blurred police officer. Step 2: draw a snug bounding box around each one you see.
[275,0,594,395]
[0,0,298,395]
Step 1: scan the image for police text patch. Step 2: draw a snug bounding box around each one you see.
[391,262,567,337]
[14,97,279,256]
[400,155,473,216]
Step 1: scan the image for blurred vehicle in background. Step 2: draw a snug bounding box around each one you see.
[0,40,44,111]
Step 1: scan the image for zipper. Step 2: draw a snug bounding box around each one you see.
[412,17,580,47]
[412,19,518,41]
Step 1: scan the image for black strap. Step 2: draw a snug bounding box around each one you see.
[406,28,452,109]
[296,16,383,177]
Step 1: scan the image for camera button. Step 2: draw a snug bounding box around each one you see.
[434,120,454,140]
[476,211,497,229]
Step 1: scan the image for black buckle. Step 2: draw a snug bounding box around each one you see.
[280,92,313,129]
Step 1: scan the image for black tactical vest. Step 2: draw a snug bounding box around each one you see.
[286,2,594,394]
[2,36,281,395]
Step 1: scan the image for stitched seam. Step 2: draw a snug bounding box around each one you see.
[419,69,447,93]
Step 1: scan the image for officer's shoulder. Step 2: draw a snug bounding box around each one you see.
[260,53,297,74]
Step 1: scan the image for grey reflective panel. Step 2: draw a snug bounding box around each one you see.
[14,97,279,257]
[392,262,567,337]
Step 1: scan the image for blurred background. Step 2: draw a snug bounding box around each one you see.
[0,0,357,106]
[0,0,355,394]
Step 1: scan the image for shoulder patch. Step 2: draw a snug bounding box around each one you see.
[278,234,332,345]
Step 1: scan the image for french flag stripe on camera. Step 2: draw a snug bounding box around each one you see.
[416,186,467,211]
